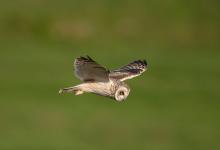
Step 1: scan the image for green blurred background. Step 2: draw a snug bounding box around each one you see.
[0,0,219,150]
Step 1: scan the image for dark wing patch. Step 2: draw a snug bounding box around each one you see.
[74,56,109,82]
[109,60,147,81]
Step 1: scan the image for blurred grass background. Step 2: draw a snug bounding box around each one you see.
[0,0,220,150]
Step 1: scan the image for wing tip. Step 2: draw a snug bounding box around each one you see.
[135,59,148,72]
[135,59,148,68]
[134,59,147,65]
[86,55,93,61]
[143,59,147,65]
[76,55,94,62]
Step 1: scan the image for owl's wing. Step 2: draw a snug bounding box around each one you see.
[109,60,147,81]
[74,56,109,82]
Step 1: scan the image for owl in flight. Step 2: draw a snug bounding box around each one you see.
[59,56,148,102]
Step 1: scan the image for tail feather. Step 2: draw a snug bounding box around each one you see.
[59,86,84,95]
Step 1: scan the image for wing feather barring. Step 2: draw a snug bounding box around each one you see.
[59,56,148,102]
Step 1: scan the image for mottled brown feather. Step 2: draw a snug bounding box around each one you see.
[74,56,109,82]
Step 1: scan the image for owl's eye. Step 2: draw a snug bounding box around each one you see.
[119,91,124,95]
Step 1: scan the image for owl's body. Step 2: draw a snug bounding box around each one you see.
[75,81,115,97]
[59,56,147,102]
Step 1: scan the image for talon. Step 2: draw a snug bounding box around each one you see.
[74,89,84,95]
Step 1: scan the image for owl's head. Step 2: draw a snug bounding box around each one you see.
[115,84,130,102]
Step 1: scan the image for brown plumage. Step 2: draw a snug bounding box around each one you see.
[59,56,148,101]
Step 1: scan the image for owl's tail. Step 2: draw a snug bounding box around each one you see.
[59,86,84,95]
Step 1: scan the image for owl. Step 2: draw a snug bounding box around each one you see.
[59,56,148,102]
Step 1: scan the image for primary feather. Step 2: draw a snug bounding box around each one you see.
[60,56,148,101]
[74,56,109,82]
[109,60,147,81]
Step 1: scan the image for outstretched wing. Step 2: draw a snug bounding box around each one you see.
[109,60,147,81]
[74,56,109,82]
